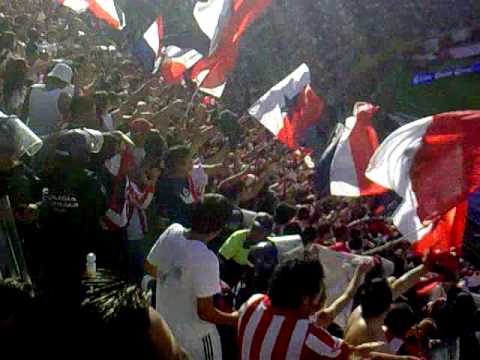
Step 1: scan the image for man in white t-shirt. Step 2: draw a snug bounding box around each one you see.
[146,194,238,360]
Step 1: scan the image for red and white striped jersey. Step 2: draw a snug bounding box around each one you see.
[238,295,350,360]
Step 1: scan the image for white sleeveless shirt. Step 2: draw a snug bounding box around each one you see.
[28,84,74,136]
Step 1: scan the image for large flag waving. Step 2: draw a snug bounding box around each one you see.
[329,102,387,197]
[57,0,125,30]
[248,64,325,150]
[191,0,272,97]
[366,110,480,254]
[133,16,164,73]
[160,46,203,84]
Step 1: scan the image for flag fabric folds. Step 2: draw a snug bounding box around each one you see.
[330,102,387,197]
[412,201,468,257]
[160,46,203,84]
[366,110,480,255]
[57,0,89,13]
[133,16,164,73]
[191,0,272,97]
[313,123,344,196]
[248,63,325,150]
[57,0,125,30]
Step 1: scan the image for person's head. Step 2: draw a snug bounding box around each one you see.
[0,279,33,355]
[384,303,416,339]
[46,63,73,89]
[249,212,274,243]
[55,130,90,168]
[190,193,233,240]
[129,118,153,148]
[302,226,318,246]
[316,223,332,244]
[274,203,296,225]
[165,144,193,176]
[0,31,16,51]
[94,91,110,116]
[70,96,97,128]
[78,272,154,359]
[27,28,39,42]
[268,251,326,317]
[283,222,302,236]
[3,57,27,96]
[348,228,364,252]
[144,129,167,166]
[333,225,350,243]
[297,206,310,221]
[0,278,32,326]
[359,277,393,319]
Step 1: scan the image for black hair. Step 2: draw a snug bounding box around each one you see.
[0,279,33,358]
[333,225,349,243]
[55,130,90,167]
[71,96,96,117]
[268,251,324,310]
[94,91,109,113]
[360,277,393,318]
[302,227,318,246]
[144,130,167,163]
[3,57,27,100]
[283,222,302,236]
[384,303,416,338]
[274,202,296,225]
[165,144,191,171]
[0,279,32,323]
[348,229,364,251]
[18,272,156,359]
[297,206,310,221]
[80,271,152,359]
[99,132,120,161]
[191,193,233,234]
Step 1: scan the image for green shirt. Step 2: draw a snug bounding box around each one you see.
[219,229,251,266]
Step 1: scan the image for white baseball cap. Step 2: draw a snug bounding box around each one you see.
[48,63,73,84]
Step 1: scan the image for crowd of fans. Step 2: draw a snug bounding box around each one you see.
[1,1,480,359]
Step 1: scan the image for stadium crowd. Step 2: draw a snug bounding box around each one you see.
[1,1,480,359]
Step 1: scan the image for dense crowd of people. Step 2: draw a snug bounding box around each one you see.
[1,1,480,359]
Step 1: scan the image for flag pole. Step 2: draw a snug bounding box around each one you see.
[361,220,436,256]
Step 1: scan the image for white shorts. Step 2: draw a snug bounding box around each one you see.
[175,326,222,360]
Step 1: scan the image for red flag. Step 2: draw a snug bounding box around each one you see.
[58,0,125,30]
[367,111,480,243]
[160,46,203,84]
[330,103,387,197]
[248,64,324,151]
[191,0,272,97]
[412,201,467,257]
[277,85,324,149]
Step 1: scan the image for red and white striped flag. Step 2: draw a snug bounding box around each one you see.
[366,110,480,255]
[57,0,125,30]
[191,0,272,97]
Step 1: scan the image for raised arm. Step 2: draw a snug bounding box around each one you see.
[391,264,427,300]
[316,262,371,328]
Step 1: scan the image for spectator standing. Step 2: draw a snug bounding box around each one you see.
[26,62,73,136]
[146,194,238,360]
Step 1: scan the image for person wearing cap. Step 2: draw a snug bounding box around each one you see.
[25,62,74,136]
[218,212,274,288]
